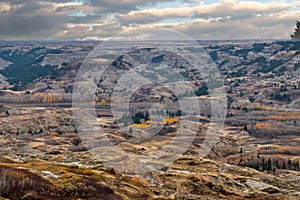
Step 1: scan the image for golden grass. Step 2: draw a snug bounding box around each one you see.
[254,123,272,129]
[162,118,179,125]
[269,111,300,121]
[48,131,58,136]
[130,120,151,128]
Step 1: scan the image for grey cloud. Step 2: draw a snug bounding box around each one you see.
[0,12,67,40]
[86,0,175,13]
[65,11,107,24]
[0,0,82,40]
[56,5,81,12]
[117,12,158,25]
[117,1,296,26]
[0,0,73,4]
[56,23,123,40]
[173,12,299,40]
[0,0,298,40]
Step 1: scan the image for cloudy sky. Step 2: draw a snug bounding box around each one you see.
[0,0,299,40]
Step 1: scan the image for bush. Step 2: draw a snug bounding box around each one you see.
[70,143,88,152]
[0,166,122,200]
[0,166,62,199]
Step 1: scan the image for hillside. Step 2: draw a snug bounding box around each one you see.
[0,40,299,199]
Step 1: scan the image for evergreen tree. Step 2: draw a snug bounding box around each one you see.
[254,162,260,171]
[282,161,287,169]
[291,21,300,40]
[288,159,292,170]
[296,161,300,170]
[267,158,272,172]
[293,161,297,170]
[262,158,266,171]
[275,160,280,169]
[243,124,248,132]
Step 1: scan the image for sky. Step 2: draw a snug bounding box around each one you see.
[0,0,299,41]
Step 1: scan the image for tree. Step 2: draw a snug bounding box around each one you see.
[291,21,300,40]
[296,161,300,170]
[262,157,266,171]
[243,124,248,132]
[128,127,133,134]
[267,158,272,172]
[288,159,292,170]
[282,161,287,169]
[275,160,280,169]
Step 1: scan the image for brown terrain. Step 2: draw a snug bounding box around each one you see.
[0,103,299,199]
[0,40,299,199]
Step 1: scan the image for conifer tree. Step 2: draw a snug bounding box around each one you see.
[291,21,300,40]
[267,158,272,172]
[288,159,292,170]
[282,161,287,169]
